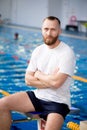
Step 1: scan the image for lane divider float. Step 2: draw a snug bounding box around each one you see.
[67,121,80,130]
[72,75,87,83]
[0,89,10,96]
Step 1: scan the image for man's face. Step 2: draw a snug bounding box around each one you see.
[42,19,60,46]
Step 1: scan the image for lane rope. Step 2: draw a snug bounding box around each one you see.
[72,75,87,83]
[0,89,10,96]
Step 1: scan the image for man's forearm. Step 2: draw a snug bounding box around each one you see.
[34,71,54,88]
[34,70,68,88]
[25,71,48,89]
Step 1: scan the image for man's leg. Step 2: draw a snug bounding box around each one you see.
[45,113,64,130]
[0,92,35,130]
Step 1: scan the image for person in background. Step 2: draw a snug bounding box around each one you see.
[14,32,19,40]
[0,16,76,130]
[0,14,3,24]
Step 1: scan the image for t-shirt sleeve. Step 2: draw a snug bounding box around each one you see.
[58,51,76,76]
[26,49,37,72]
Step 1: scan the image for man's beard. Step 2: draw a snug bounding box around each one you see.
[43,35,58,46]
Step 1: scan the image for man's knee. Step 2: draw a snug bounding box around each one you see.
[0,97,9,111]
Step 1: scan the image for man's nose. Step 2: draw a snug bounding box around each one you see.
[46,30,51,35]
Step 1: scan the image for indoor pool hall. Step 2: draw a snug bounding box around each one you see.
[0,24,87,130]
[0,1,87,129]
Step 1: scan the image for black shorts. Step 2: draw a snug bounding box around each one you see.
[26,91,70,120]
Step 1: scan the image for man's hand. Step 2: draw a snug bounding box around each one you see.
[34,70,42,79]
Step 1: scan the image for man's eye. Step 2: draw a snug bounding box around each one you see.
[52,28,55,31]
[44,28,48,31]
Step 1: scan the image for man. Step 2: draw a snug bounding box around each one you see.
[0,16,76,130]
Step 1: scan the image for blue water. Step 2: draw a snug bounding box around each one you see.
[0,26,87,130]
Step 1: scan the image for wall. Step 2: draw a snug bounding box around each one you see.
[0,0,11,19]
[11,0,49,28]
[0,0,87,32]
[48,0,62,21]
[61,0,87,31]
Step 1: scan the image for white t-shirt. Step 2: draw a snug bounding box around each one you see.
[26,41,76,108]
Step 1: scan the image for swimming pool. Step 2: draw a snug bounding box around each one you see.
[0,25,87,130]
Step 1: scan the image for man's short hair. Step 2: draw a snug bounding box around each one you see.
[43,16,61,25]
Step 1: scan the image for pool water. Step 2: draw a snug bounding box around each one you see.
[0,26,87,130]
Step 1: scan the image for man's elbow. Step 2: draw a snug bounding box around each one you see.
[25,78,29,86]
[51,81,63,89]
[25,79,32,86]
[25,75,31,86]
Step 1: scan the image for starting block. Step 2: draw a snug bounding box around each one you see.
[69,106,80,114]
[80,120,87,130]
[12,106,80,130]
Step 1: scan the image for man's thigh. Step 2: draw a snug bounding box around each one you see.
[0,92,35,112]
